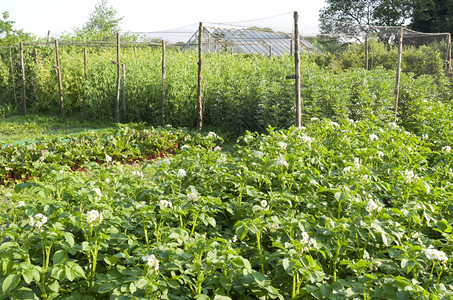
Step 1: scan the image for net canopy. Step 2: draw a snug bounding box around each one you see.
[181,24,318,55]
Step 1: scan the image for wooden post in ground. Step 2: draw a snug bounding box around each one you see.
[84,47,88,79]
[394,27,404,121]
[122,63,126,121]
[446,33,451,77]
[161,40,166,127]
[290,39,293,56]
[55,39,64,117]
[294,11,301,128]
[9,46,17,103]
[34,49,38,64]
[20,42,26,115]
[197,22,203,131]
[115,32,121,123]
[365,35,369,70]
[31,49,38,102]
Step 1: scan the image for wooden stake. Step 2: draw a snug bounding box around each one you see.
[115,32,121,123]
[290,39,293,56]
[446,33,451,77]
[122,63,126,121]
[9,46,17,104]
[161,40,166,127]
[394,27,404,121]
[84,47,87,79]
[197,22,203,131]
[365,35,369,70]
[20,42,26,115]
[32,49,38,102]
[55,39,64,117]
[294,11,301,128]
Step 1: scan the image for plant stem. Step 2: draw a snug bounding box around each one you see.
[40,243,52,299]
[156,218,164,243]
[179,214,184,228]
[89,244,99,288]
[256,230,265,274]
[292,271,297,300]
[437,267,443,285]
[428,262,435,282]
[190,210,199,236]
[143,220,149,250]
[333,239,342,282]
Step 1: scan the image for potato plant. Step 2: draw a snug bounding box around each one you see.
[1,116,453,299]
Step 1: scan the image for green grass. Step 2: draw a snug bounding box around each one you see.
[0,114,114,144]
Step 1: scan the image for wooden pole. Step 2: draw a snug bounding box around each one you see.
[122,63,126,121]
[31,49,38,102]
[9,46,17,104]
[55,39,64,117]
[161,40,166,127]
[394,27,404,121]
[446,33,451,77]
[365,35,369,70]
[290,39,293,56]
[115,32,121,123]
[294,11,301,128]
[84,47,87,79]
[20,42,26,115]
[197,22,203,131]
[34,49,38,64]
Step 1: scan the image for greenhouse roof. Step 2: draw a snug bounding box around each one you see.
[182,25,318,55]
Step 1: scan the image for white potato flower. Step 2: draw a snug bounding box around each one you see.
[278,142,287,150]
[275,159,289,168]
[177,169,187,178]
[86,210,103,226]
[369,134,379,141]
[142,254,160,272]
[29,213,47,229]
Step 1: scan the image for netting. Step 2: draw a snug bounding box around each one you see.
[313,18,451,77]
[124,13,451,77]
[0,12,451,130]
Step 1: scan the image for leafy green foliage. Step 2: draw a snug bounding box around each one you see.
[0,11,34,46]
[319,0,412,28]
[1,44,450,136]
[0,123,220,185]
[312,38,446,77]
[410,0,453,36]
[73,0,123,41]
[1,114,453,298]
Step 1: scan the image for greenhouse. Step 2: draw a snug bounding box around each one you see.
[182,24,319,55]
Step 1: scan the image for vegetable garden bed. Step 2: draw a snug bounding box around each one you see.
[1,118,453,299]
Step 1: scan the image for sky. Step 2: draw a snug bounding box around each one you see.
[2,0,327,42]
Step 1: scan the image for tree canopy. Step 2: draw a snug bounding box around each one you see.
[409,0,453,35]
[319,0,412,27]
[0,11,34,45]
[74,0,123,41]
[319,0,452,36]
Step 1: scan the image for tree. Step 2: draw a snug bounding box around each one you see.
[319,0,412,27]
[318,0,412,49]
[409,0,453,35]
[0,12,34,45]
[75,0,123,41]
